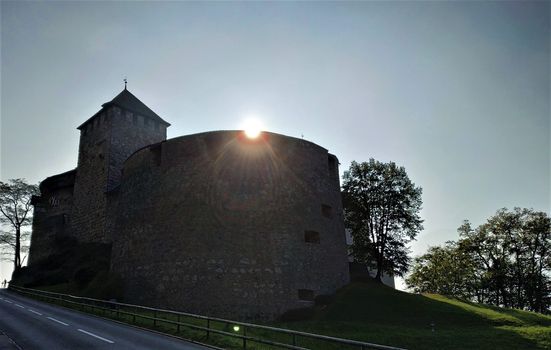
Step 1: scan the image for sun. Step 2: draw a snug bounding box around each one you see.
[242,118,263,139]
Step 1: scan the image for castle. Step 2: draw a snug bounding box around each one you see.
[28,87,350,320]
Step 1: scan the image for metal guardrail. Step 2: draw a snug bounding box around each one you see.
[9,285,406,350]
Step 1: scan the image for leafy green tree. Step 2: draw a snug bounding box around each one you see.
[342,159,423,281]
[406,241,478,299]
[0,179,38,271]
[460,208,550,310]
[408,208,550,313]
[516,210,550,313]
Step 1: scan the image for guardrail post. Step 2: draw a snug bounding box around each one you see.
[243,325,247,349]
[154,310,157,328]
[292,333,297,346]
[206,318,210,339]
[177,314,180,333]
[116,304,120,319]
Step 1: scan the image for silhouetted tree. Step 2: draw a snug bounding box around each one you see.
[342,159,423,282]
[407,208,551,314]
[0,179,38,271]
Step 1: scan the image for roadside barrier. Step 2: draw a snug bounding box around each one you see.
[9,285,406,350]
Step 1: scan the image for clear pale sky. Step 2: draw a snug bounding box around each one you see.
[1,1,549,289]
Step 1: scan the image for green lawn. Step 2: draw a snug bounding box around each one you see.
[274,281,551,350]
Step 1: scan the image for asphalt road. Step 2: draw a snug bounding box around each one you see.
[0,289,212,350]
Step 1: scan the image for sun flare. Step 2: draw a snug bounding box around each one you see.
[242,118,263,139]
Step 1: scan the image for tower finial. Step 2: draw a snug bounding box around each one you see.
[124,77,127,90]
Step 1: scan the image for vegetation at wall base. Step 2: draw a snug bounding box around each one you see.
[12,278,550,350]
[10,237,119,300]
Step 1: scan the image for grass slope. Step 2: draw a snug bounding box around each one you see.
[275,280,551,350]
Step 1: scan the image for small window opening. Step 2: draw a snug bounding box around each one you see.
[304,230,320,244]
[150,143,162,166]
[49,196,59,207]
[321,204,333,218]
[298,289,315,301]
[328,155,336,173]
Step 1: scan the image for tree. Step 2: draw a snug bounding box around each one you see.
[406,241,478,299]
[520,210,551,313]
[407,208,551,314]
[342,159,423,281]
[0,179,38,271]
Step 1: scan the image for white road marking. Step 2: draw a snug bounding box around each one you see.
[15,304,25,308]
[47,316,69,326]
[77,329,114,344]
[28,309,43,316]
[3,300,12,303]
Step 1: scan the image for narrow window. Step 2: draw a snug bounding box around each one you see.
[304,230,320,244]
[298,289,315,301]
[321,204,333,218]
[150,143,162,166]
[328,154,336,173]
[49,196,59,207]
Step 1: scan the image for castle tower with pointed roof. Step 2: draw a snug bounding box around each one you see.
[70,88,170,243]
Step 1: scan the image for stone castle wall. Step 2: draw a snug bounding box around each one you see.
[70,106,166,244]
[28,170,76,265]
[110,131,350,320]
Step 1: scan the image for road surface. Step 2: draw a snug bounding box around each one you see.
[0,289,212,349]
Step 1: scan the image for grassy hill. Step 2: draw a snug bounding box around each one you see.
[275,280,551,350]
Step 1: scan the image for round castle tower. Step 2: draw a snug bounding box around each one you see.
[110,130,350,320]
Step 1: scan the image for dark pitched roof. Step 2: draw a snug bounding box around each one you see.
[77,88,170,130]
[39,169,77,192]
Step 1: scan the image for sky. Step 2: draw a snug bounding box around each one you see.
[1,1,549,289]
